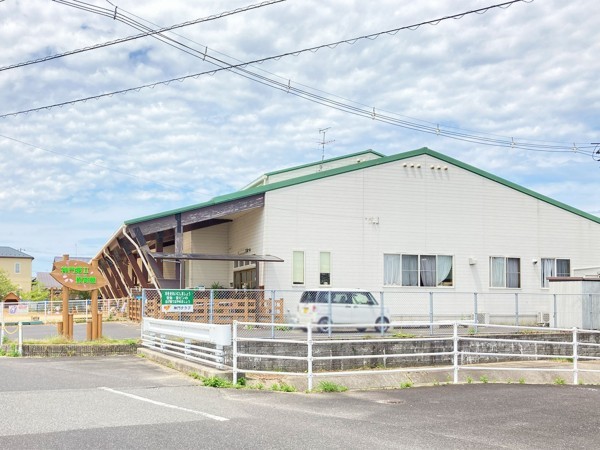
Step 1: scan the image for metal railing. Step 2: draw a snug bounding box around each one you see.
[141,317,231,368]
[232,321,600,390]
[0,299,129,324]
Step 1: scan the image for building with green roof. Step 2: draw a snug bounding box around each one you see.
[93,147,600,320]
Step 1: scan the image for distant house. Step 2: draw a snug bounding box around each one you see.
[0,246,33,293]
[92,147,600,300]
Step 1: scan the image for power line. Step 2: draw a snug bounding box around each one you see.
[3,0,594,156]
[0,0,286,72]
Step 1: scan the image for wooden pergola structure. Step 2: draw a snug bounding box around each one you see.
[93,193,283,297]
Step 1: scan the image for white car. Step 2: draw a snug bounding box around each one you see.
[296,290,390,333]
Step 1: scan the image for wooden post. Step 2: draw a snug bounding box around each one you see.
[89,259,100,340]
[97,312,103,339]
[61,255,70,339]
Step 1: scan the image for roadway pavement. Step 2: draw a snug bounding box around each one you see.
[0,355,598,449]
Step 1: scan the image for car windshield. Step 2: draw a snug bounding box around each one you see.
[300,291,377,305]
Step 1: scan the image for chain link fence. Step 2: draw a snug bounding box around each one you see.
[1,298,128,324]
[136,289,600,338]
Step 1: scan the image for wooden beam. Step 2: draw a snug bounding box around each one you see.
[109,247,134,289]
[98,258,124,298]
[131,194,264,236]
[129,226,165,284]
[116,237,150,289]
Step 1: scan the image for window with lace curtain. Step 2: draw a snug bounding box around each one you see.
[490,257,521,288]
[541,258,570,288]
[384,254,453,287]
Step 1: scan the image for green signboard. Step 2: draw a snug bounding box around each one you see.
[161,289,194,312]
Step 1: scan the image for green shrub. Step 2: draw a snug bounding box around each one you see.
[271,382,296,392]
[317,381,348,392]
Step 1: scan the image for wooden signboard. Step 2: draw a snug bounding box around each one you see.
[50,259,108,291]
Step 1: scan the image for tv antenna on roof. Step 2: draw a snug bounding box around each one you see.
[592,143,600,162]
[318,128,335,171]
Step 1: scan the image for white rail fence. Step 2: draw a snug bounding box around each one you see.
[141,318,231,369]
[232,321,600,391]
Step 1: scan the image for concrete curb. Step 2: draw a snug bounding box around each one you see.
[137,347,238,381]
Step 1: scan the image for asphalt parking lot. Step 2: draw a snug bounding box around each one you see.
[0,355,599,449]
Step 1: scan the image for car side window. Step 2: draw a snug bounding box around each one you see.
[332,293,351,304]
[353,293,375,305]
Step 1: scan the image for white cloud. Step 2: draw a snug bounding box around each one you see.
[1,0,599,274]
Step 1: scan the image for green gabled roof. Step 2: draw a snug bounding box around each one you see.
[125,147,600,225]
[263,149,385,177]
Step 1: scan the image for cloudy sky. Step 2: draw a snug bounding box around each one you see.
[1,0,599,275]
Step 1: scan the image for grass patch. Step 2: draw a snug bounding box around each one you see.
[479,375,489,384]
[554,377,566,385]
[466,376,473,384]
[271,382,296,392]
[399,381,413,389]
[317,381,348,392]
[22,336,139,345]
[391,332,416,339]
[518,377,526,384]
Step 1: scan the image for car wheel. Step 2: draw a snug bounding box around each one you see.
[375,317,390,333]
[317,317,331,333]
[356,328,367,332]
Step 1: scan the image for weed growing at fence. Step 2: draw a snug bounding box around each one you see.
[578,379,585,385]
[551,358,573,363]
[479,375,489,384]
[391,332,416,339]
[466,376,473,384]
[317,381,348,393]
[201,376,234,388]
[554,377,566,385]
[275,326,291,331]
[519,377,526,384]
[400,381,413,389]
[271,382,296,392]
[251,382,265,390]
[432,380,440,387]
[7,344,20,357]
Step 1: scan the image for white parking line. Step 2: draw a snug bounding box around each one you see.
[99,387,229,422]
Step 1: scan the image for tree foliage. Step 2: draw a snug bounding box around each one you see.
[19,280,50,301]
[0,269,18,299]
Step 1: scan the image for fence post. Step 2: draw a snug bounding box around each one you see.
[429,292,434,336]
[209,290,214,324]
[232,320,238,385]
[327,291,332,337]
[380,291,385,336]
[553,294,558,328]
[572,327,578,385]
[515,293,519,327]
[453,322,459,384]
[0,301,4,345]
[18,321,23,356]
[307,325,313,391]
[473,293,478,332]
[271,290,276,339]
[142,289,147,320]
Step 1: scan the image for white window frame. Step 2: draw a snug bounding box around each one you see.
[319,251,331,286]
[383,253,454,288]
[490,256,521,289]
[292,250,305,285]
[541,258,571,288]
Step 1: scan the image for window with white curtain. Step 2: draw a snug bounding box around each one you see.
[384,254,453,287]
[541,258,571,287]
[490,257,520,288]
[14,262,21,274]
[292,251,304,285]
[319,252,331,285]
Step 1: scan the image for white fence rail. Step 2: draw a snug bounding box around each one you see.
[141,318,231,368]
[233,321,600,390]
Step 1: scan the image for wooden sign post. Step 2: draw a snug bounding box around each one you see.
[50,255,108,340]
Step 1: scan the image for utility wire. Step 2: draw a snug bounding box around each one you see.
[0,0,286,72]
[3,0,593,155]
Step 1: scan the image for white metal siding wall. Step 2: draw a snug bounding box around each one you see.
[262,156,600,293]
